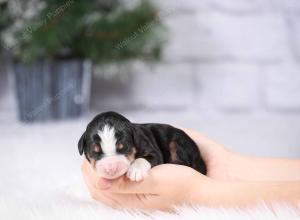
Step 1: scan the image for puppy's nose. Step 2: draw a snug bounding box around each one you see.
[103,163,119,175]
[95,155,130,179]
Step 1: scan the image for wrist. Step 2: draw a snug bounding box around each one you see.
[188,176,300,207]
[187,174,218,206]
[223,151,240,181]
[227,154,300,181]
[207,148,234,181]
[187,175,264,207]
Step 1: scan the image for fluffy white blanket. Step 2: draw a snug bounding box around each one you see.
[1,120,299,220]
[1,181,299,220]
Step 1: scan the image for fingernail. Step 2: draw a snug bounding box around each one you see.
[97,178,112,190]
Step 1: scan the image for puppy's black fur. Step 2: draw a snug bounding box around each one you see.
[78,111,206,174]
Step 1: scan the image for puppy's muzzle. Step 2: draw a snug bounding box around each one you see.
[95,155,130,179]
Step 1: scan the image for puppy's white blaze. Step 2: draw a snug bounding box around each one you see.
[98,125,117,155]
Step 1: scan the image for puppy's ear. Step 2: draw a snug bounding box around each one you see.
[78,132,87,155]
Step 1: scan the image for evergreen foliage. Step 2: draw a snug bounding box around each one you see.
[0,0,166,63]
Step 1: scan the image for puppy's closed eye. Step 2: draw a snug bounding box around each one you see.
[92,134,101,142]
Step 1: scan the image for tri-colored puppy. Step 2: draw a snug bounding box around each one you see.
[78,111,206,181]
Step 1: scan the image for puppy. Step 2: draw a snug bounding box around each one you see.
[78,111,206,181]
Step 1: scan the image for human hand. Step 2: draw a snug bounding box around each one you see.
[180,127,232,180]
[81,159,208,211]
[81,127,234,211]
[183,127,300,182]
[81,123,300,211]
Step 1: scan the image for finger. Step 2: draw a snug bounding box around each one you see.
[97,178,112,190]
[113,193,175,212]
[81,160,158,209]
[88,174,172,211]
[107,172,159,194]
[108,164,187,194]
[86,181,118,208]
[104,192,153,209]
[81,160,97,184]
[99,190,174,211]
[81,161,117,207]
[140,195,176,212]
[81,160,111,190]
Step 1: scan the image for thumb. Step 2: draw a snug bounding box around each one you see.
[106,172,159,194]
[97,178,112,190]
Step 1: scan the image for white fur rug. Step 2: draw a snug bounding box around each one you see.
[1,181,299,220]
[0,119,299,220]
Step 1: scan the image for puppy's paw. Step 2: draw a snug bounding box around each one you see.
[126,158,151,182]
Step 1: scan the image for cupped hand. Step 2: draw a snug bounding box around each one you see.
[81,128,300,211]
[81,160,208,211]
[81,128,234,211]
[180,128,232,180]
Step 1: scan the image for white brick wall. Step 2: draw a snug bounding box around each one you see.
[164,12,290,62]
[264,62,300,110]
[210,0,271,13]
[131,62,195,109]
[153,0,211,13]
[197,13,289,61]
[195,63,261,111]
[289,15,300,61]
[91,0,300,114]
[91,62,195,110]
[275,0,300,13]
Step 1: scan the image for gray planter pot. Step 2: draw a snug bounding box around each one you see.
[13,59,92,122]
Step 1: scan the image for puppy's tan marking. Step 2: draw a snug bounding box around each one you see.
[94,145,101,152]
[169,141,177,163]
[126,147,137,163]
[117,143,124,150]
